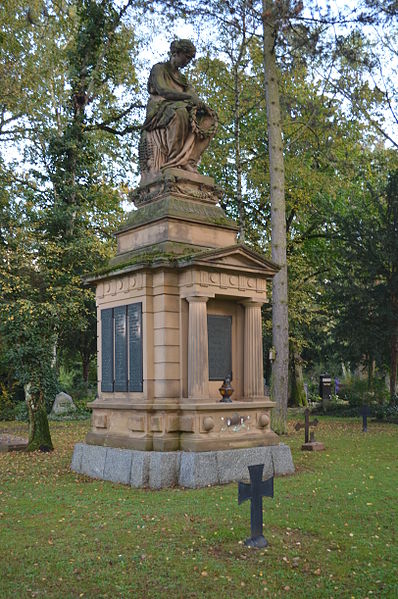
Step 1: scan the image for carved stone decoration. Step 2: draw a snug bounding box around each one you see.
[202,417,215,432]
[93,414,108,429]
[131,173,223,207]
[138,39,218,184]
[257,413,270,428]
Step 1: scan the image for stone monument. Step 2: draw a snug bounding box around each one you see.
[71,39,294,488]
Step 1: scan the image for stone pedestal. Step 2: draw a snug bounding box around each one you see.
[71,443,294,489]
[73,168,294,486]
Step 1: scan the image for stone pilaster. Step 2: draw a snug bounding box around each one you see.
[242,300,264,399]
[187,296,209,399]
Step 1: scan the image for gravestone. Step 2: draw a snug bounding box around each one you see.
[0,434,28,452]
[51,392,76,416]
[319,373,332,409]
[71,38,295,487]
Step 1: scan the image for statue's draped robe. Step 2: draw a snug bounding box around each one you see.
[140,62,214,179]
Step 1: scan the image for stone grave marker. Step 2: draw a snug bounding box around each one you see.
[0,434,28,452]
[51,392,76,416]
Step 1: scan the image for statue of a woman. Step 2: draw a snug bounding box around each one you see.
[139,39,217,183]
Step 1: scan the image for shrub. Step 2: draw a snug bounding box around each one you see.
[14,401,29,422]
[374,402,398,424]
[339,377,389,406]
[0,383,15,421]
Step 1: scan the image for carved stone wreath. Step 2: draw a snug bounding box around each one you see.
[189,105,218,140]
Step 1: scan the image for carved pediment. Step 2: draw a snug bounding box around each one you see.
[179,245,279,278]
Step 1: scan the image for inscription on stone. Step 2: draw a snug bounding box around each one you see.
[207,315,232,380]
[101,308,114,392]
[128,302,143,392]
[114,306,128,392]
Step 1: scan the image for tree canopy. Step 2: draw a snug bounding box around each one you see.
[1,0,397,444]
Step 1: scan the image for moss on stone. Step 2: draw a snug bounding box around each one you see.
[119,196,237,232]
[87,242,206,280]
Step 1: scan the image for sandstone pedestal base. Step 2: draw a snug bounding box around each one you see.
[71,443,294,489]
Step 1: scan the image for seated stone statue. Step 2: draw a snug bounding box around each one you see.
[139,39,217,183]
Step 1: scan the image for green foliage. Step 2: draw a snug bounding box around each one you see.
[0,0,141,449]
[325,163,398,399]
[0,383,15,421]
[14,401,29,422]
[339,377,390,408]
[374,402,398,423]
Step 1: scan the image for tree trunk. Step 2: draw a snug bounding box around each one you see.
[390,331,398,403]
[262,0,289,433]
[290,345,307,407]
[25,383,53,452]
[82,354,90,384]
[233,64,245,241]
[367,354,375,390]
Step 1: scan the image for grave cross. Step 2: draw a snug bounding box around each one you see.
[295,408,319,443]
[360,404,370,432]
[238,464,274,548]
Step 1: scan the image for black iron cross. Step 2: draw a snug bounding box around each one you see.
[295,408,319,443]
[238,464,274,548]
[360,405,370,432]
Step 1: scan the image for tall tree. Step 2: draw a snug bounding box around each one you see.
[0,0,140,448]
[261,0,290,430]
[328,160,398,402]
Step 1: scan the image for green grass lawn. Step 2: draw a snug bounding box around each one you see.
[0,417,397,599]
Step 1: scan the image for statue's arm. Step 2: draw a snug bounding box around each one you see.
[186,83,202,106]
[150,64,200,104]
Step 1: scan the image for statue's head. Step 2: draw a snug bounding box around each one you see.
[170,39,196,63]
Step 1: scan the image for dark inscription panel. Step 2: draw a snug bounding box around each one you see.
[114,306,128,392]
[101,309,114,392]
[208,315,232,381]
[128,303,143,392]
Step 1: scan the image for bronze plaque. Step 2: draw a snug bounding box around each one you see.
[101,308,114,392]
[207,315,232,381]
[128,303,143,392]
[114,306,128,392]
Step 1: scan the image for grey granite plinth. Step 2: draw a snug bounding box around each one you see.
[71,443,294,489]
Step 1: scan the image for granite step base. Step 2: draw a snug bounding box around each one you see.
[71,443,294,489]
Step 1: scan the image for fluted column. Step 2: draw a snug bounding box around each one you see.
[242,300,264,398]
[187,296,209,399]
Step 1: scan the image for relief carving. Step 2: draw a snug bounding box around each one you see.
[93,414,108,429]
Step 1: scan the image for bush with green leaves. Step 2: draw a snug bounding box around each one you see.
[0,383,15,421]
[338,377,389,407]
[374,401,398,424]
[14,401,29,422]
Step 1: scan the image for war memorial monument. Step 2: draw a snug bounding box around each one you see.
[71,39,294,488]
